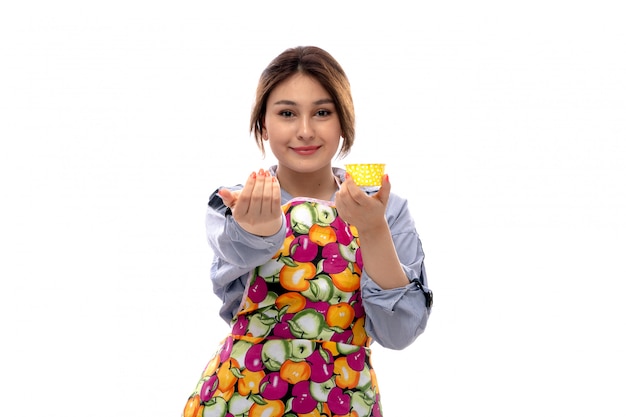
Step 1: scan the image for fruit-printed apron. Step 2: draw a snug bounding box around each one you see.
[183,199,383,417]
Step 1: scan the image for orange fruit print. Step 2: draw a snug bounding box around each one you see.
[309,223,337,246]
[330,267,361,292]
[182,200,382,417]
[326,302,356,329]
[279,261,316,291]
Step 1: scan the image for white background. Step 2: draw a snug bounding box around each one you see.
[1,1,625,416]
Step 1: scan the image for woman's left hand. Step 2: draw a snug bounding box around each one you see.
[335,173,391,232]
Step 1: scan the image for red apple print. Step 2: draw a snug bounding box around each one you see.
[350,292,365,318]
[346,348,365,371]
[330,216,353,245]
[219,336,234,362]
[355,247,363,269]
[372,400,382,417]
[199,374,218,402]
[327,386,351,415]
[244,343,264,372]
[322,242,348,274]
[232,316,248,336]
[290,235,319,262]
[247,276,268,303]
[331,329,353,344]
[271,313,296,338]
[307,348,334,383]
[285,212,292,236]
[291,380,318,413]
[322,243,349,273]
[304,300,329,316]
[259,371,289,400]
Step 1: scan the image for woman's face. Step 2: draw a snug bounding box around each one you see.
[263,73,342,175]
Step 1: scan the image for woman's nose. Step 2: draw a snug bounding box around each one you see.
[297,118,314,140]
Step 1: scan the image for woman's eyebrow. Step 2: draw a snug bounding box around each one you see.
[271,98,334,106]
[313,98,334,105]
[271,99,297,106]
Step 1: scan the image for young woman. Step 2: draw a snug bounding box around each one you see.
[183,46,433,417]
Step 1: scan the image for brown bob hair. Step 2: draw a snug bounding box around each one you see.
[250,46,355,158]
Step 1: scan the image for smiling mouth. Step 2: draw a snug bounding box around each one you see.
[291,146,320,155]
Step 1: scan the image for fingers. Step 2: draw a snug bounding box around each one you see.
[233,169,280,216]
[217,187,238,208]
[250,169,276,214]
[343,172,390,203]
[373,174,391,205]
[341,173,367,205]
[227,169,283,236]
[248,170,265,214]
[271,175,281,214]
[337,172,390,222]
[232,171,257,215]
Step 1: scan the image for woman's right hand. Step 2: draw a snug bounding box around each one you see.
[218,169,282,236]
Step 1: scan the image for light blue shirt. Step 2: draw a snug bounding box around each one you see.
[205,166,433,350]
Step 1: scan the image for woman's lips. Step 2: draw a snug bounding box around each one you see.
[291,146,320,155]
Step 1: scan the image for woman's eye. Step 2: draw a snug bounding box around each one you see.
[279,110,294,118]
[316,110,331,117]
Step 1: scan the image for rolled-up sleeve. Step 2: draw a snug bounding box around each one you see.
[360,194,433,350]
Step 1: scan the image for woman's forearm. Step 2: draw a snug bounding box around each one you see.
[357,219,410,289]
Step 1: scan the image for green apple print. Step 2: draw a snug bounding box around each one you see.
[288,309,330,339]
[350,390,376,417]
[256,291,278,309]
[227,392,254,416]
[336,343,361,355]
[290,339,316,360]
[338,240,359,263]
[332,287,353,304]
[247,308,279,338]
[356,363,373,390]
[310,378,337,402]
[261,339,293,371]
[202,397,227,417]
[228,340,253,367]
[317,327,337,341]
[290,203,316,235]
[183,199,386,417]
[314,203,336,225]
[257,257,283,282]
[300,274,335,302]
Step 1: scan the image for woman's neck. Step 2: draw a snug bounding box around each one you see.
[275,166,338,201]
